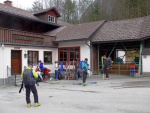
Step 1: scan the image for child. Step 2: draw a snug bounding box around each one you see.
[35,66,43,82]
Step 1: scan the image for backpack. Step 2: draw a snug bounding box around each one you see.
[23,69,35,85]
[80,61,83,70]
[107,57,112,68]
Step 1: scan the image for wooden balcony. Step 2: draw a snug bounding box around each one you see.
[0,27,57,47]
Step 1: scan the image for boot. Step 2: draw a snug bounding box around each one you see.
[35,103,41,107]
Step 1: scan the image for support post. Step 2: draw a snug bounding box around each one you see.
[108,43,117,57]
[138,41,144,76]
[101,56,105,79]
[98,44,100,75]
[15,75,17,86]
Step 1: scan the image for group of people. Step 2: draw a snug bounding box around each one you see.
[21,55,110,108]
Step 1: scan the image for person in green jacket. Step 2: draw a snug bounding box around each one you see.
[21,64,41,108]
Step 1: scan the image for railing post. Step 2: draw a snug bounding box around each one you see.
[15,75,17,86]
[119,62,120,75]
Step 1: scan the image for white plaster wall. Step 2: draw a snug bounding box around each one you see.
[20,46,57,73]
[0,46,12,79]
[142,55,150,72]
[59,41,90,68]
[0,45,57,78]
[0,41,90,79]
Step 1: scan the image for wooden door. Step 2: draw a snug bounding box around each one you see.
[93,45,98,75]
[11,50,22,74]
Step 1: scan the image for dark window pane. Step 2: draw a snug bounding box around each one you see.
[11,52,19,58]
[28,51,38,65]
[58,47,80,62]
[44,51,52,63]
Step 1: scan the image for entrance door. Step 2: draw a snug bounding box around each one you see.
[11,50,22,74]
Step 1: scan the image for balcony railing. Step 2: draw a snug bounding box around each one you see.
[0,27,57,46]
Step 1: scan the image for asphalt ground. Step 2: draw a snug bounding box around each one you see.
[0,75,150,113]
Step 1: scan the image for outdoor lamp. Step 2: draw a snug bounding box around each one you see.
[24,53,28,58]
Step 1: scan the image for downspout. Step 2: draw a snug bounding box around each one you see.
[85,40,91,48]
[1,43,5,86]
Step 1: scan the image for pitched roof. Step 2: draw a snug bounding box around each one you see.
[57,20,72,26]
[0,3,38,20]
[44,21,72,36]
[0,3,59,26]
[91,17,145,43]
[44,26,67,37]
[34,7,61,17]
[140,16,150,38]
[55,20,106,42]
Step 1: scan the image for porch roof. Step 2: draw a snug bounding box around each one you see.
[54,20,106,42]
[91,15,150,43]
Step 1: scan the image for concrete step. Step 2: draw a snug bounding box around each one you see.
[8,75,22,86]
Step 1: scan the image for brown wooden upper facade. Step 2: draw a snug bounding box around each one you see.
[0,1,60,47]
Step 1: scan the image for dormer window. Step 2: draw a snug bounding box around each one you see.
[48,15,55,23]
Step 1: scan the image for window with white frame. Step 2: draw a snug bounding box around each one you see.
[48,15,55,23]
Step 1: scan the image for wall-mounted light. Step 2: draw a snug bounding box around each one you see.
[24,53,28,58]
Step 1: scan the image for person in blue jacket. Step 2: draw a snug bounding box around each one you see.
[38,60,45,80]
[82,58,89,86]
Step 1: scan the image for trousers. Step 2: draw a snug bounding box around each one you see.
[25,85,39,104]
[82,69,87,83]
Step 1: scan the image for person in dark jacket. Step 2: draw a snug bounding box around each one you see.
[21,64,41,108]
[103,55,109,80]
[74,59,81,80]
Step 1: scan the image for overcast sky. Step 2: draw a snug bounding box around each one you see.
[0,0,35,9]
[0,0,80,9]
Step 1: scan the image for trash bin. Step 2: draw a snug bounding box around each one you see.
[129,65,135,77]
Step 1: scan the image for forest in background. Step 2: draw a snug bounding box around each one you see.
[28,0,150,24]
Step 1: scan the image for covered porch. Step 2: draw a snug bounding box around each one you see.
[91,41,144,76]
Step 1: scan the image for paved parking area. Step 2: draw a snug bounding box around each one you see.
[0,75,150,113]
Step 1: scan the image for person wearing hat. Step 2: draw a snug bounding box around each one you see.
[21,64,41,108]
[82,58,89,86]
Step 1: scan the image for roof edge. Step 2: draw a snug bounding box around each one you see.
[53,38,87,43]
[1,42,58,48]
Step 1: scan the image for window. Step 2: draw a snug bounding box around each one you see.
[44,51,52,64]
[28,51,38,65]
[58,47,80,63]
[48,15,55,23]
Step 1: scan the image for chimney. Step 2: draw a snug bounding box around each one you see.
[4,0,12,6]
